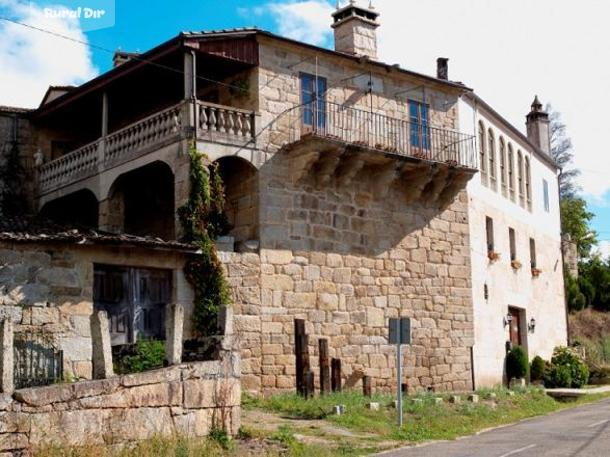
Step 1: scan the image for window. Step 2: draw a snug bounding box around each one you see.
[486,216,494,252]
[543,179,550,212]
[300,73,327,129]
[508,144,515,201]
[525,156,532,211]
[409,100,430,150]
[488,129,496,189]
[529,238,537,269]
[479,121,487,184]
[509,227,517,261]
[499,137,507,196]
[517,150,524,207]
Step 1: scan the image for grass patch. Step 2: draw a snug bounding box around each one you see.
[247,386,610,444]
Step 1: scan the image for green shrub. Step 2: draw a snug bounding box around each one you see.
[543,346,590,388]
[530,356,546,382]
[506,346,528,380]
[208,427,232,450]
[114,339,165,374]
[544,363,572,388]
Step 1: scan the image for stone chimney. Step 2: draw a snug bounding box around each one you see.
[331,1,380,59]
[526,95,551,155]
[437,58,449,80]
[113,50,140,68]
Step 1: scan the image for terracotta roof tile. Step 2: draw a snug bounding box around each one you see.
[0,215,198,252]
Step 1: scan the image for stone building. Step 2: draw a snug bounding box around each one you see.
[459,94,567,387]
[0,1,566,401]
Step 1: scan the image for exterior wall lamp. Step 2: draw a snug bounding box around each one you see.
[528,317,536,333]
[503,313,512,327]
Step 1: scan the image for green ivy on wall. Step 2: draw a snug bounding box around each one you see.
[178,145,232,336]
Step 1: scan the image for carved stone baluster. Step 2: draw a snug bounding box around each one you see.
[235,114,244,137]
[200,106,209,131]
[244,116,252,138]
[226,111,235,135]
[209,108,217,132]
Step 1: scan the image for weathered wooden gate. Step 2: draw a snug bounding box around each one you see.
[93,265,171,345]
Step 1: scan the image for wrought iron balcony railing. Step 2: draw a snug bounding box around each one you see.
[284,100,476,169]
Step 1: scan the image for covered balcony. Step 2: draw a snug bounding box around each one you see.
[31,32,260,220]
[36,100,256,197]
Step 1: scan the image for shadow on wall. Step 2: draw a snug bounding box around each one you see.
[254,146,472,256]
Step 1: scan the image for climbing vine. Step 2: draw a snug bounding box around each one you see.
[178,145,232,336]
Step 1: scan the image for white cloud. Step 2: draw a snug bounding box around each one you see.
[253,0,334,47]
[0,0,97,108]
[258,0,610,200]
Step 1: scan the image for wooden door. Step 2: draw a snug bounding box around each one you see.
[94,265,171,345]
[94,267,131,346]
[508,307,522,346]
[133,269,171,341]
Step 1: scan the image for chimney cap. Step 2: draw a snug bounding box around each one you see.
[332,1,379,28]
[531,95,543,112]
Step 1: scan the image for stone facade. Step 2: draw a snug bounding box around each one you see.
[221,178,475,394]
[0,357,240,454]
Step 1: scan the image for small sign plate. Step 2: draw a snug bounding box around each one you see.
[389,317,411,345]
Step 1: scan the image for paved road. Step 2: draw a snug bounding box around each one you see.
[378,398,610,457]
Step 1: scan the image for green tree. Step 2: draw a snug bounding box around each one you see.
[560,197,597,257]
[579,256,610,311]
[548,105,580,199]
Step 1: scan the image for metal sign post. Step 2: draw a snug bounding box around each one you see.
[389,317,411,428]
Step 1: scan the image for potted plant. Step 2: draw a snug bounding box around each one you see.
[511,259,522,270]
[506,345,528,388]
[488,250,500,262]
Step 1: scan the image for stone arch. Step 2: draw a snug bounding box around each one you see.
[105,161,175,239]
[40,189,99,228]
[214,156,259,243]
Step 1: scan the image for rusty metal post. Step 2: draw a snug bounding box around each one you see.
[331,358,342,392]
[363,375,372,397]
[319,339,330,395]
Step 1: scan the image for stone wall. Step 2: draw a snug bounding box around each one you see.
[0,357,240,454]
[221,158,475,394]
[0,243,193,379]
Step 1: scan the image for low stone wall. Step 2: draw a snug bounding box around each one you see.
[0,356,240,454]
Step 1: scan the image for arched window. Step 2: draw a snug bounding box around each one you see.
[478,121,487,185]
[525,156,532,211]
[499,137,507,196]
[507,144,515,201]
[517,150,524,207]
[488,128,496,190]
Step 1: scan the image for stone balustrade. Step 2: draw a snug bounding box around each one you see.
[36,100,257,196]
[197,101,256,144]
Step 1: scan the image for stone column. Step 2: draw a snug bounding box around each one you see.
[165,304,184,365]
[91,311,114,379]
[0,319,14,394]
[219,305,235,352]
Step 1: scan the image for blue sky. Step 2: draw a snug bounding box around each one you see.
[84,0,276,71]
[1,0,608,250]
